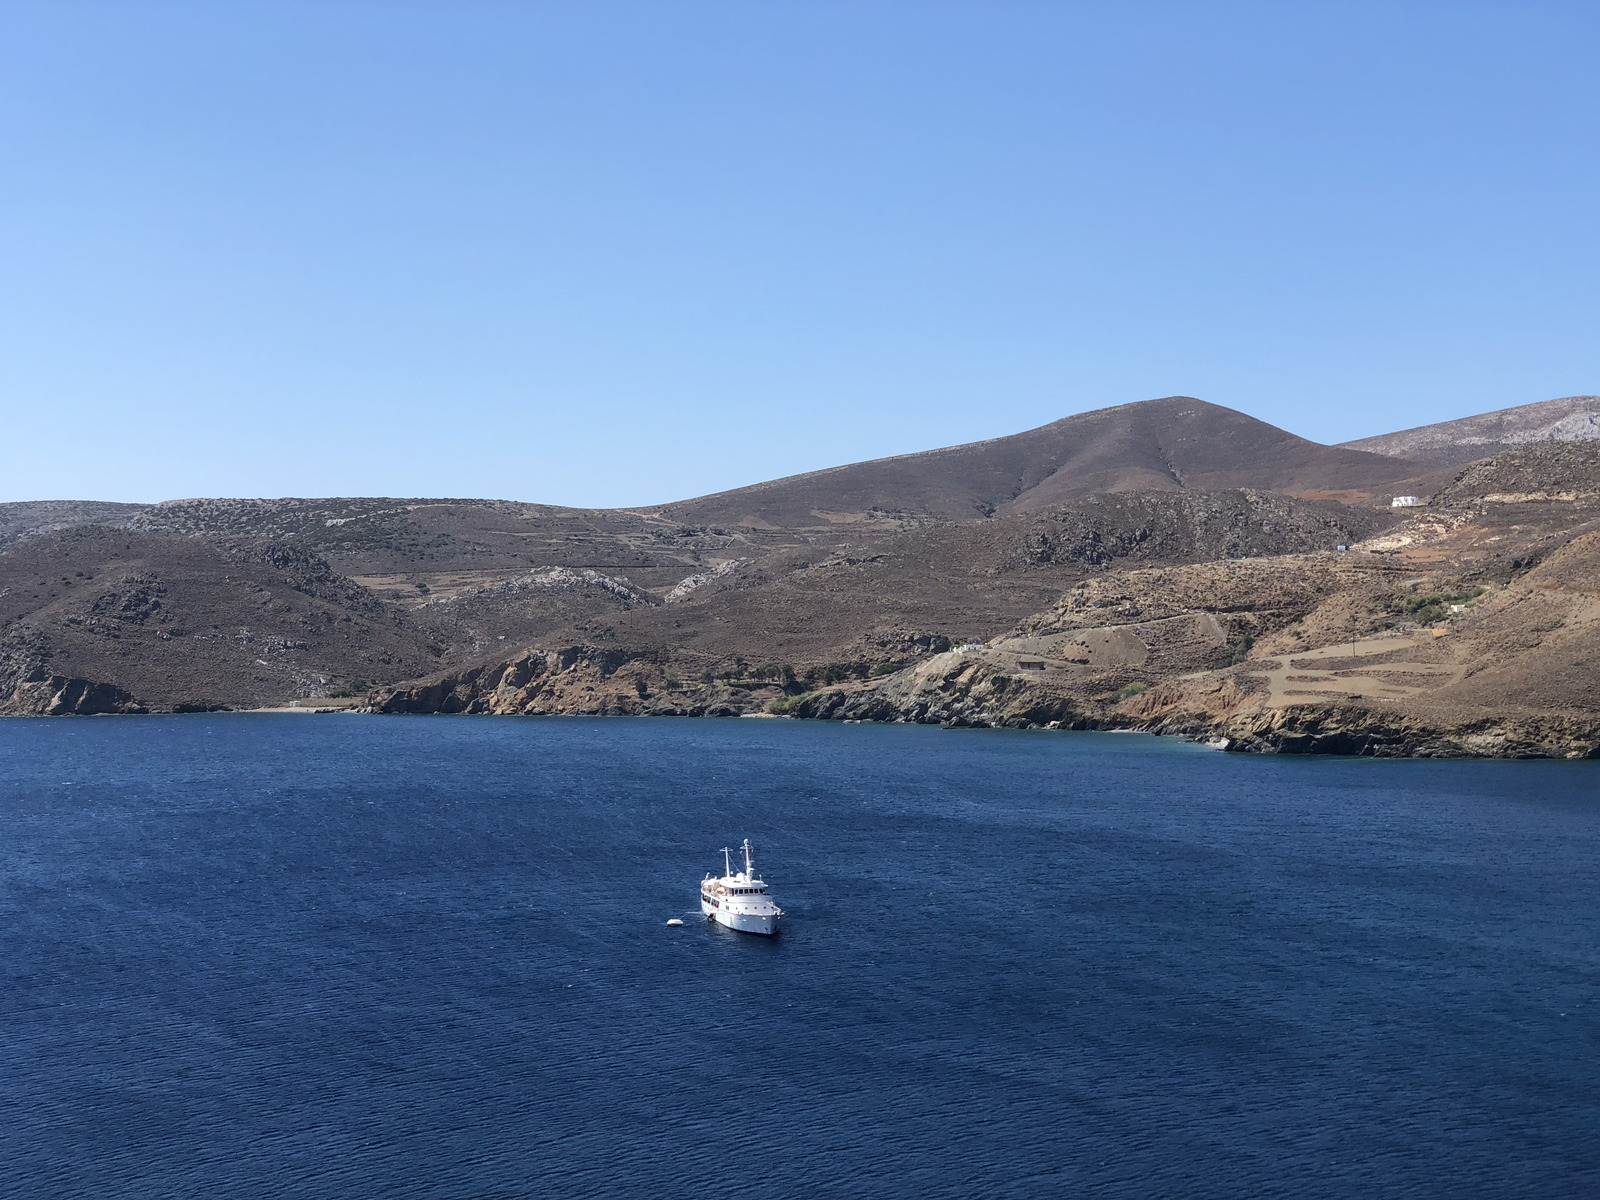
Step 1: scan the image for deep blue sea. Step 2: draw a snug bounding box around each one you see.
[1,716,1596,1199]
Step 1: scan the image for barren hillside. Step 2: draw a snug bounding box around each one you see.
[766,443,1600,756]
[1340,395,1600,466]
[0,527,440,713]
[660,397,1429,528]
[7,394,1600,755]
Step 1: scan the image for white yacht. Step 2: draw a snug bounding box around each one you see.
[701,839,783,936]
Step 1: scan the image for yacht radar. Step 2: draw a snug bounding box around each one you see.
[701,839,783,936]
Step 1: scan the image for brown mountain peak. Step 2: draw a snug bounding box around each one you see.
[664,395,1418,528]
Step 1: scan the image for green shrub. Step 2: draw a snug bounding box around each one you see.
[1114,681,1149,703]
[1403,586,1486,624]
[767,692,815,716]
[869,661,899,677]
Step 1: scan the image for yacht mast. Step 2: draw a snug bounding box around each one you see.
[722,846,733,878]
[742,838,754,878]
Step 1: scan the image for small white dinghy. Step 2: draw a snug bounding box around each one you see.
[666,918,684,927]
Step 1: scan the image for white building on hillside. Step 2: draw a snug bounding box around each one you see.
[1390,495,1423,507]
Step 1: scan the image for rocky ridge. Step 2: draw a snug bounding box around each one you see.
[1340,395,1600,466]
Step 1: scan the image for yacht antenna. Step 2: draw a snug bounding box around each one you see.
[721,846,733,878]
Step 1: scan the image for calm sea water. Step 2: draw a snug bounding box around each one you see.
[0,716,1596,1199]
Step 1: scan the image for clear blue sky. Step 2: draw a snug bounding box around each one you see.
[2,1,1595,506]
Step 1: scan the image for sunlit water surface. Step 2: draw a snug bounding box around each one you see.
[1,716,1596,1198]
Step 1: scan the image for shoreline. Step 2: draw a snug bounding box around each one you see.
[6,703,1599,762]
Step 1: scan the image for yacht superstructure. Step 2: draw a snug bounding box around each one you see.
[701,839,783,936]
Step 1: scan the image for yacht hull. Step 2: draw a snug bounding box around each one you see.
[704,902,777,936]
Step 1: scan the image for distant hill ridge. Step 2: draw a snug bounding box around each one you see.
[1339,395,1600,466]
[660,396,1424,529]
[7,396,1586,538]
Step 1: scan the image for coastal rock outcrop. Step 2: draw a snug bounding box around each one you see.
[1212,705,1600,759]
[6,674,146,715]
[372,644,697,716]
[790,652,1100,729]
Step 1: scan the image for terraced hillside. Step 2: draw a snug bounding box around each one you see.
[779,442,1600,756]
[7,395,1600,756]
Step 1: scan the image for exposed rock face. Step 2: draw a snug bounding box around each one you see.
[374,645,689,716]
[422,567,658,615]
[1341,395,1600,466]
[1433,441,1600,505]
[1115,676,1600,759]
[995,490,1392,568]
[664,559,749,602]
[1212,706,1600,759]
[7,674,145,715]
[788,652,1100,729]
